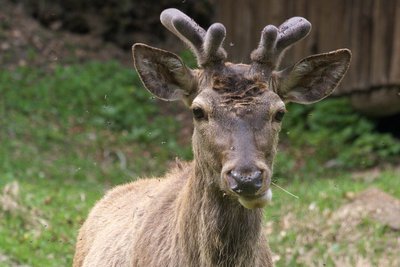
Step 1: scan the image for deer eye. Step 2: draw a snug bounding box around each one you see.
[273,110,286,122]
[192,107,207,120]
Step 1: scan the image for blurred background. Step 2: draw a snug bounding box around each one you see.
[0,0,399,266]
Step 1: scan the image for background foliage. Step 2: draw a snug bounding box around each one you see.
[17,0,213,48]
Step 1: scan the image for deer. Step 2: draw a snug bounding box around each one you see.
[73,8,351,267]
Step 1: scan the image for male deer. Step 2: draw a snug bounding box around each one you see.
[73,8,351,267]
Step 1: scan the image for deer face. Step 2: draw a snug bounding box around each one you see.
[189,66,284,208]
[133,9,351,209]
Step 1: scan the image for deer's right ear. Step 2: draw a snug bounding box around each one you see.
[133,43,197,101]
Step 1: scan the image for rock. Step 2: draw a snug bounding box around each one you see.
[333,187,400,231]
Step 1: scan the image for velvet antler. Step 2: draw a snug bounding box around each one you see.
[160,8,227,67]
[250,17,311,72]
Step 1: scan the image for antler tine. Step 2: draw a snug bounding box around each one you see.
[203,23,227,66]
[160,8,205,54]
[251,17,311,71]
[160,8,227,67]
[276,17,311,51]
[250,25,279,68]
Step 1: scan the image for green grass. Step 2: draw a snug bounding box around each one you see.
[0,61,191,266]
[267,168,400,266]
[0,178,102,266]
[0,60,399,266]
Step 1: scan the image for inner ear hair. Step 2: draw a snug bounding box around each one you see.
[274,49,352,104]
[132,43,197,102]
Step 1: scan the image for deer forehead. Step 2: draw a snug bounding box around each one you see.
[192,64,285,117]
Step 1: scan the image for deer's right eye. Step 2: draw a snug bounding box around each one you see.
[192,107,207,120]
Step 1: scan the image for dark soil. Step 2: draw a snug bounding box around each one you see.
[0,1,130,71]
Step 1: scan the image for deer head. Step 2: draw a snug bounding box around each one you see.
[133,8,351,209]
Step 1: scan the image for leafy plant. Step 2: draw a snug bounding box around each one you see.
[278,98,400,171]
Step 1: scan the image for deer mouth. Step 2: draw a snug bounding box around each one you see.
[237,189,272,209]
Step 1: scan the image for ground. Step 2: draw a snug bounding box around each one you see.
[0,0,129,71]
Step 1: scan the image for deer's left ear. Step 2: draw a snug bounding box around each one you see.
[133,43,197,101]
[273,49,351,104]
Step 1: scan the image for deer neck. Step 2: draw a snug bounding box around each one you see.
[176,157,263,265]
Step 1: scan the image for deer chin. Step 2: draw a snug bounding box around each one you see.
[238,188,272,209]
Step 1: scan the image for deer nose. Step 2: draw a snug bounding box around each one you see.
[227,169,264,196]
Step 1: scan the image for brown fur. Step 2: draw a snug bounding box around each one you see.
[212,73,268,106]
[73,161,273,267]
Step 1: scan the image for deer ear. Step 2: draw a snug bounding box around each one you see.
[132,43,197,101]
[274,49,351,104]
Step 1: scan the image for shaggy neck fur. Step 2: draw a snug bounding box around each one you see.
[175,146,263,266]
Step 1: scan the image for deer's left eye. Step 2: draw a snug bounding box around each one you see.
[273,110,286,122]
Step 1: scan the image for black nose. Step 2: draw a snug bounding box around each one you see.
[227,169,263,195]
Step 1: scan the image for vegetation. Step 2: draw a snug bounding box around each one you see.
[0,60,399,266]
[280,99,400,170]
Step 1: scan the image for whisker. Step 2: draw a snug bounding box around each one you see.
[271,182,299,199]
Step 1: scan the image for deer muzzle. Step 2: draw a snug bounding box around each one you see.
[227,169,264,195]
[223,164,272,209]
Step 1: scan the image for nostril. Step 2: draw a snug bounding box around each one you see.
[227,173,239,191]
[251,171,263,189]
[229,170,241,180]
[250,170,262,181]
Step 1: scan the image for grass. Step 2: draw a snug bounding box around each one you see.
[267,168,400,266]
[0,61,190,266]
[0,60,399,266]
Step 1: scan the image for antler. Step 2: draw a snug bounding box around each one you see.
[251,17,311,72]
[160,8,227,67]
